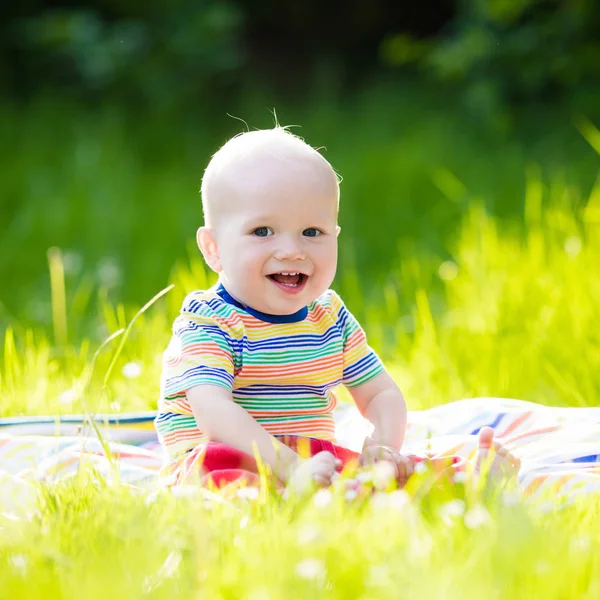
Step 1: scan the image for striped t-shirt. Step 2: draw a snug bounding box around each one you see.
[155,283,384,462]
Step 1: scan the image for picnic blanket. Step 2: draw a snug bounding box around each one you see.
[1,398,600,507]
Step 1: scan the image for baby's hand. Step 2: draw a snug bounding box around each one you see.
[286,451,341,495]
[359,445,415,487]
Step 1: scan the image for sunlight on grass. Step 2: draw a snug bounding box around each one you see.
[1,473,599,599]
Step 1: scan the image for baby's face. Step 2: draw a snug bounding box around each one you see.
[204,158,339,315]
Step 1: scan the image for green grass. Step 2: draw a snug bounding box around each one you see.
[1,475,600,599]
[1,89,600,598]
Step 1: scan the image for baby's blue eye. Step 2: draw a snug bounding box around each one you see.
[303,228,321,237]
[253,227,273,237]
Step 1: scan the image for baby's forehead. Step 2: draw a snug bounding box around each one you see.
[212,130,325,173]
[202,129,339,225]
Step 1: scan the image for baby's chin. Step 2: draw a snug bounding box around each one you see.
[222,276,329,314]
[260,295,311,316]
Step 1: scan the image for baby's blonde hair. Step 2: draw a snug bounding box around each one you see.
[201,127,340,226]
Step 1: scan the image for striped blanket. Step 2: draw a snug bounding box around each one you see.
[1,399,599,505]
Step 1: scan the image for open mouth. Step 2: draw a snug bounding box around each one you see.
[267,272,308,294]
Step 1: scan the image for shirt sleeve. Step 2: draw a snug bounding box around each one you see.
[161,309,236,397]
[333,293,385,388]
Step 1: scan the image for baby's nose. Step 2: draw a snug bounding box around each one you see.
[275,248,305,260]
[274,236,306,260]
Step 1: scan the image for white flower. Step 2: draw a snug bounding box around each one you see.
[122,361,143,379]
[170,485,202,500]
[464,505,490,529]
[373,461,396,489]
[569,536,591,553]
[312,489,332,508]
[239,516,249,529]
[370,492,390,509]
[295,558,326,581]
[439,499,466,519]
[297,524,320,545]
[62,250,83,276]
[28,299,51,323]
[438,260,459,281]
[59,389,78,405]
[97,257,121,289]
[8,554,28,575]
[501,491,520,507]
[344,489,358,502]
[453,470,469,483]
[564,236,582,257]
[236,486,259,501]
[355,471,372,483]
[414,461,429,475]
[388,490,411,510]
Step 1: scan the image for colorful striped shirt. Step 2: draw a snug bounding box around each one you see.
[155,284,384,462]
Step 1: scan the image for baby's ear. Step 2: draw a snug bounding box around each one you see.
[336,225,341,237]
[197,227,222,273]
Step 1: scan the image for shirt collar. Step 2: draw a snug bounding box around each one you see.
[216,283,308,324]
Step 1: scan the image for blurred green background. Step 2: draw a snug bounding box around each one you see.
[1,0,600,413]
[2,0,600,320]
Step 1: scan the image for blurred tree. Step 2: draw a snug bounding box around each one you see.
[0,0,598,108]
[1,0,453,102]
[3,1,245,106]
[239,0,452,85]
[381,0,600,114]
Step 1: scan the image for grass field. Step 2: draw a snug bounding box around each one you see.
[1,89,600,598]
[1,475,600,599]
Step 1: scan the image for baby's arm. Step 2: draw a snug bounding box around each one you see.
[187,385,338,487]
[349,371,407,452]
[348,371,412,483]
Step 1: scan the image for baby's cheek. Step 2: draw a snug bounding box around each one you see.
[249,254,269,275]
[317,251,338,284]
[235,247,263,271]
[321,242,338,266]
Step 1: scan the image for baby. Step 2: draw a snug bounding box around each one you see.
[156,127,519,492]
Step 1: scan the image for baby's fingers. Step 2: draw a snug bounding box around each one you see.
[310,451,341,487]
[312,465,338,487]
[313,451,341,468]
[390,455,414,487]
[312,472,333,488]
[395,454,415,479]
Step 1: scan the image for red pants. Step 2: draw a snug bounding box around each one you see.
[169,436,358,488]
[168,436,462,489]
